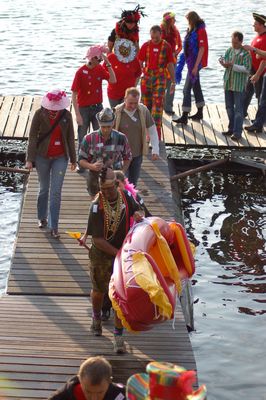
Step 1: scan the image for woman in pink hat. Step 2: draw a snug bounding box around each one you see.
[25,89,76,238]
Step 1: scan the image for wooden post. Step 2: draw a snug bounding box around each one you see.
[0,166,30,174]
[170,158,229,181]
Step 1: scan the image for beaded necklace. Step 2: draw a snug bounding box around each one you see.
[100,190,124,241]
[48,110,59,120]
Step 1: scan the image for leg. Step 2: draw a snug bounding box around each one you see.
[164,78,175,113]
[109,98,124,108]
[141,75,153,111]
[182,72,193,112]
[126,155,143,186]
[254,74,266,128]
[233,91,245,138]
[48,156,68,231]
[35,155,51,223]
[151,75,166,140]
[91,103,103,131]
[224,90,234,133]
[87,170,100,196]
[243,77,255,117]
[78,106,90,150]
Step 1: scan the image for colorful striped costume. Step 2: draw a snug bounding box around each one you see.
[139,40,170,139]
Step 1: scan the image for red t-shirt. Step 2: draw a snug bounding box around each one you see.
[138,40,174,69]
[251,32,266,73]
[71,64,109,107]
[73,383,86,400]
[104,53,141,100]
[46,117,65,158]
[197,27,208,68]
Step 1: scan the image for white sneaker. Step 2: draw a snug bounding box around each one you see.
[113,335,126,354]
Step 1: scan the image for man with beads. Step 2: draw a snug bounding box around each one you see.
[80,168,143,354]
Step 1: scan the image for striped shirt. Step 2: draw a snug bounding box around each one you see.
[223,47,251,92]
[79,129,132,170]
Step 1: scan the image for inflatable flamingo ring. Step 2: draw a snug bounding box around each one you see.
[109,216,195,332]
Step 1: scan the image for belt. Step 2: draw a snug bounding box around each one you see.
[83,103,102,109]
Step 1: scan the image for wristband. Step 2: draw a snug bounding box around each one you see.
[106,64,112,68]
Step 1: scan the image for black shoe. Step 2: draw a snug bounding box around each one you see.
[222,130,233,136]
[244,125,263,133]
[90,319,102,336]
[172,113,188,124]
[50,229,60,239]
[230,134,241,141]
[38,219,47,228]
[188,108,203,120]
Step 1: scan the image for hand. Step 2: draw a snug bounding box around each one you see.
[70,163,76,171]
[79,234,88,246]
[170,82,175,94]
[243,44,253,52]
[25,161,33,171]
[250,73,259,83]
[133,210,144,223]
[152,153,159,161]
[92,160,104,171]
[102,53,109,64]
[76,113,83,126]
[192,66,198,76]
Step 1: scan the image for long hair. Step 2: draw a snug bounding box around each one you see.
[161,12,176,35]
[186,11,205,31]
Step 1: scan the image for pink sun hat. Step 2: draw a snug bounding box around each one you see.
[85,44,108,61]
[41,89,70,111]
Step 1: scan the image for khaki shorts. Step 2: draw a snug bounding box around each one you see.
[89,245,114,293]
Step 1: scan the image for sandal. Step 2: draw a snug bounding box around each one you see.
[50,229,60,239]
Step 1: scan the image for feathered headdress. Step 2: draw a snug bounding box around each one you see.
[121,4,146,23]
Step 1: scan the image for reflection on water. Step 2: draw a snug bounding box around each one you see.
[179,171,266,399]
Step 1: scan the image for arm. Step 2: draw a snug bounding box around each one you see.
[147,124,159,158]
[251,60,266,83]
[79,159,103,172]
[71,91,83,126]
[122,159,131,173]
[26,110,40,168]
[93,237,119,257]
[192,46,205,75]
[243,45,266,58]
[66,112,77,169]
[102,54,116,84]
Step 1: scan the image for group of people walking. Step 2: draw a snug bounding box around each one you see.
[25,6,266,367]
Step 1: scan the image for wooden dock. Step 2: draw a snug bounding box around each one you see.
[0,134,196,399]
[1,96,265,151]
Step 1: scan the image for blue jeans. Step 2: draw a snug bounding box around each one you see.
[225,90,245,137]
[253,73,266,129]
[243,73,263,117]
[126,155,143,187]
[35,155,68,230]
[78,103,103,149]
[182,72,205,112]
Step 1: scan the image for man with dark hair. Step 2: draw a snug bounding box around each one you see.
[243,13,266,117]
[138,25,175,140]
[80,168,143,353]
[219,31,251,140]
[48,356,125,400]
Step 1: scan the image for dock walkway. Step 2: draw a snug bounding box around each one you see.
[0,136,196,398]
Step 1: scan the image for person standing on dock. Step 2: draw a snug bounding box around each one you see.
[173,11,208,125]
[48,356,125,400]
[25,89,76,239]
[220,31,251,140]
[71,45,116,169]
[138,25,176,140]
[161,12,182,115]
[114,87,159,186]
[80,168,144,354]
[243,13,266,118]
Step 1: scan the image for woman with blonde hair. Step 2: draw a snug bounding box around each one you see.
[174,11,208,124]
[161,11,182,115]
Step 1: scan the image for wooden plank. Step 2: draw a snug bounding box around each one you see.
[0,295,196,399]
[206,103,229,147]
[14,96,33,138]
[0,96,14,136]
[24,96,42,138]
[3,96,24,138]
[162,112,175,144]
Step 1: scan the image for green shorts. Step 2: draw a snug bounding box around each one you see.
[89,245,115,293]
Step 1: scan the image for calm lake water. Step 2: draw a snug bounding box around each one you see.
[1,1,266,399]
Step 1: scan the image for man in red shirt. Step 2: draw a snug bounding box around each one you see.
[243,13,266,117]
[71,46,116,159]
[138,25,175,140]
[104,51,141,108]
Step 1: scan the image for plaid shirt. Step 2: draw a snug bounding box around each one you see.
[79,129,132,169]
